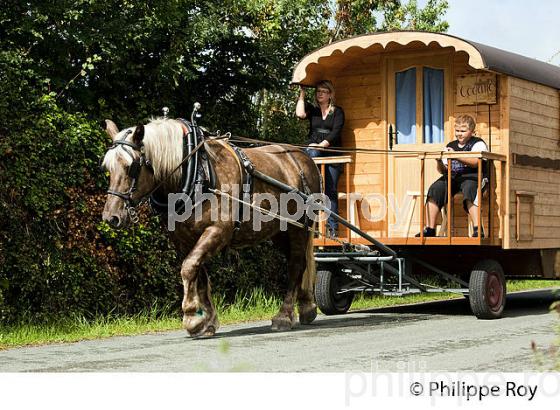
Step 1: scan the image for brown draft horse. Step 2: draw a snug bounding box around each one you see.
[101,118,321,337]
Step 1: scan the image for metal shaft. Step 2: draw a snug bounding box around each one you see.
[250,168,397,257]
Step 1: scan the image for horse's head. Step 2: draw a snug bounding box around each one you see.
[101,120,155,228]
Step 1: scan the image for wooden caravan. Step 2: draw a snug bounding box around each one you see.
[292,32,560,313]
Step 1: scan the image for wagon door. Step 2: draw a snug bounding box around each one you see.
[385,54,452,238]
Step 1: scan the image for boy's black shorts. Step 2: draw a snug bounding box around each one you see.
[427,174,487,212]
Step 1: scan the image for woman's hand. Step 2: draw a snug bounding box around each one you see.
[295,86,307,119]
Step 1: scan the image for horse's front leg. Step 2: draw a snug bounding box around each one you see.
[181,226,227,337]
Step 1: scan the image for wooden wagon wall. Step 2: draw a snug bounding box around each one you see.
[450,52,506,244]
[327,47,508,243]
[333,54,385,236]
[507,77,560,250]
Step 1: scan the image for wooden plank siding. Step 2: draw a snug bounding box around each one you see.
[322,50,559,251]
[332,57,386,234]
[450,54,507,244]
[508,77,560,249]
[326,50,511,243]
[331,59,386,231]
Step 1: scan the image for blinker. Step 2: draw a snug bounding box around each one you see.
[128,160,141,179]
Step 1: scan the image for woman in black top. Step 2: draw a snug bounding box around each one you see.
[296,80,345,237]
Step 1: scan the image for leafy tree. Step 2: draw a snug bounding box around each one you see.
[329,0,398,42]
[0,0,449,323]
[381,0,449,32]
[327,0,448,43]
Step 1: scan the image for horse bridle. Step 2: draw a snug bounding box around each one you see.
[105,129,153,223]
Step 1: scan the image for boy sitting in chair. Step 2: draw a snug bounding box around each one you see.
[417,114,488,238]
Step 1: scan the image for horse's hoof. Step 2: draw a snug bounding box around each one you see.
[187,323,216,338]
[189,325,216,339]
[202,325,216,337]
[183,314,205,335]
[271,316,293,331]
[299,305,317,325]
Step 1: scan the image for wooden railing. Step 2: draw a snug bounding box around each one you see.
[418,151,507,245]
[312,155,352,245]
[312,152,507,247]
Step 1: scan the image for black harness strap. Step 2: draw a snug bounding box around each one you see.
[284,148,312,196]
[283,147,314,228]
[230,145,254,229]
[149,119,216,215]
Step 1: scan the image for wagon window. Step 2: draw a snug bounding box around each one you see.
[395,67,416,144]
[393,63,446,145]
[423,67,444,143]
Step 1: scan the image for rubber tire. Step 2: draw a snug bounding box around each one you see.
[468,259,506,319]
[314,269,354,315]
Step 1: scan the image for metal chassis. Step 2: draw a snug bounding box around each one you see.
[314,250,470,298]
[243,161,472,298]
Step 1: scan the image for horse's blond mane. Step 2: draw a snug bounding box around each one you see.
[143,118,184,185]
[102,118,184,186]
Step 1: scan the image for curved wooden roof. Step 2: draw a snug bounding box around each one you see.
[292,31,560,90]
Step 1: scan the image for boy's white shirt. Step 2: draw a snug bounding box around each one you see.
[468,140,488,151]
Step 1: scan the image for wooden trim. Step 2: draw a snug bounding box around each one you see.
[512,153,560,170]
[515,191,536,196]
[501,75,511,249]
[477,158,482,244]
[446,52,454,144]
[312,155,352,165]
[320,164,326,245]
[420,158,425,241]
[388,54,450,146]
[516,191,535,242]
[382,54,389,238]
[345,162,350,241]
[422,151,507,161]
[447,163,452,241]
[313,236,498,247]
[292,32,486,84]
[488,160,493,240]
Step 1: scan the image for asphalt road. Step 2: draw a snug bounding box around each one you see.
[1,289,558,372]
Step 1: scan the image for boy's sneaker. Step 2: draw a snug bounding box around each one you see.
[415,227,436,237]
[472,227,485,238]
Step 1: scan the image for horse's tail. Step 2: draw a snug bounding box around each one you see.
[301,219,317,293]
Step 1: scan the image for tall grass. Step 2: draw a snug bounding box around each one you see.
[0,303,181,350]
[1,280,558,350]
[214,287,282,323]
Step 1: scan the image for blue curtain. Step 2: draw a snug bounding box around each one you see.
[423,67,444,143]
[395,68,416,144]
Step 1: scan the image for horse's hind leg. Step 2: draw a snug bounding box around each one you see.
[272,226,316,330]
[181,227,224,337]
[297,225,317,325]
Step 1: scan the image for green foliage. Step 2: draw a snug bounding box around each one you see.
[0,0,448,324]
[381,0,449,32]
[328,0,448,42]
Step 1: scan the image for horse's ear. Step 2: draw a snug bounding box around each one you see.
[132,124,145,145]
[104,119,120,141]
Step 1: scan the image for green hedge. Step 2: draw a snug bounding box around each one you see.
[0,51,290,324]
